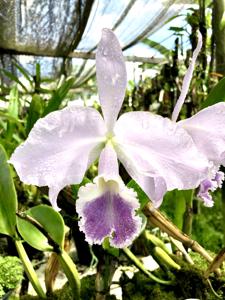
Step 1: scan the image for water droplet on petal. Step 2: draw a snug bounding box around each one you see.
[103,49,108,56]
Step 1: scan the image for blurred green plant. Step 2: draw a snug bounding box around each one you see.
[0,143,81,298]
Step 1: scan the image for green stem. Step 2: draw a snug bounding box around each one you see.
[173,191,186,230]
[15,240,46,298]
[58,249,80,299]
[182,190,194,236]
[123,247,173,285]
[95,246,117,300]
[207,279,222,299]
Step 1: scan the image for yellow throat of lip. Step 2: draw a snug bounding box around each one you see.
[105,132,116,147]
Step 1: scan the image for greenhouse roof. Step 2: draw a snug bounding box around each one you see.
[0,0,196,82]
[0,0,190,59]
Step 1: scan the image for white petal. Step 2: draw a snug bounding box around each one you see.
[49,186,61,211]
[98,143,119,181]
[96,28,127,131]
[179,102,225,165]
[114,111,209,206]
[10,106,106,207]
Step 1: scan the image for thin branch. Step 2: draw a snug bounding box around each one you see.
[143,202,220,276]
[205,247,225,278]
[112,0,137,31]
[123,247,173,285]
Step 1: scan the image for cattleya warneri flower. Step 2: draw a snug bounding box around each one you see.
[171,31,225,207]
[9,29,210,247]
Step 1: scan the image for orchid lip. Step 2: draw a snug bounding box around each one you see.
[96,176,120,194]
[105,131,115,141]
[76,175,142,248]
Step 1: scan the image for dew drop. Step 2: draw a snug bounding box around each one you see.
[103,49,108,56]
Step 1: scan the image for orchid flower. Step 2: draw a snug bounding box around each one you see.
[9,29,209,247]
[172,31,225,206]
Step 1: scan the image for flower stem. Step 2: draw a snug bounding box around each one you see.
[205,246,225,278]
[182,190,194,235]
[173,191,186,230]
[123,247,173,285]
[58,249,80,299]
[94,246,117,300]
[15,240,46,298]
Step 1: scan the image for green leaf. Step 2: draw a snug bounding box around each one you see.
[169,26,184,33]
[8,86,19,118]
[17,216,53,252]
[145,230,170,254]
[161,189,187,230]
[17,205,65,251]
[0,69,28,92]
[153,246,181,270]
[42,77,75,116]
[163,14,184,25]
[142,39,170,57]
[26,94,43,135]
[219,11,225,31]
[35,63,41,89]
[127,180,149,209]
[201,77,225,108]
[6,86,19,140]
[13,61,33,88]
[71,177,91,201]
[102,238,120,257]
[0,144,17,237]
[0,111,22,124]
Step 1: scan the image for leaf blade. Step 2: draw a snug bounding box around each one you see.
[0,144,17,237]
[202,77,225,108]
[17,205,65,251]
[42,77,75,116]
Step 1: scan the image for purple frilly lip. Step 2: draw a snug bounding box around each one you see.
[198,171,224,207]
[76,178,142,248]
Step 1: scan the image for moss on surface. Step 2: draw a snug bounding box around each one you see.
[20,251,225,300]
[121,271,177,300]
[0,256,23,298]
[120,261,224,300]
[20,275,116,300]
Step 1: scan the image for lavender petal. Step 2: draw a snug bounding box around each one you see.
[198,170,224,207]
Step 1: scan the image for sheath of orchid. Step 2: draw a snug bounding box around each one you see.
[172,31,202,122]
[9,28,209,214]
[76,144,142,248]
